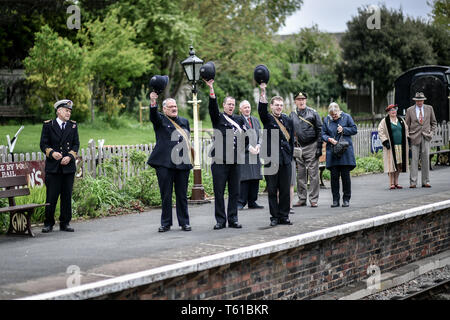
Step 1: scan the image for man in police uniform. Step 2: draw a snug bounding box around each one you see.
[40,99,80,233]
[147,92,193,232]
[204,79,247,230]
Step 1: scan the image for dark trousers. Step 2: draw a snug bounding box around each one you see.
[211,163,240,226]
[265,162,291,222]
[155,166,190,227]
[330,165,352,203]
[44,172,75,227]
[238,179,260,207]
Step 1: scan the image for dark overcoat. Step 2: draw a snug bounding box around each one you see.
[258,102,294,166]
[40,119,79,174]
[147,105,193,171]
[321,112,357,169]
[208,97,247,164]
[239,115,263,181]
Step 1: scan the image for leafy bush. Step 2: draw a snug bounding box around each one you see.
[122,169,161,206]
[354,156,384,175]
[72,175,135,218]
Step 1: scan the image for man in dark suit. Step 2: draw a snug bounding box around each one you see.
[147,92,193,232]
[258,83,294,227]
[40,99,80,233]
[237,100,263,210]
[204,79,246,230]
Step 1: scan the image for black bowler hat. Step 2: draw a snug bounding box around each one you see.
[149,75,169,94]
[254,64,270,84]
[200,61,215,81]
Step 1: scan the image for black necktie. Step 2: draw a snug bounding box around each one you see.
[61,122,65,131]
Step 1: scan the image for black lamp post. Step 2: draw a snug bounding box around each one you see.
[181,46,206,201]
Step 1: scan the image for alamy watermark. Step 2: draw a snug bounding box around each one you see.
[366,5,381,30]
[66,265,82,288]
[67,4,81,30]
[169,128,285,175]
[366,264,381,290]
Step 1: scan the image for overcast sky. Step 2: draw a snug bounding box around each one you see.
[277,0,433,34]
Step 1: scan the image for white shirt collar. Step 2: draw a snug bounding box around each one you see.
[56,117,65,129]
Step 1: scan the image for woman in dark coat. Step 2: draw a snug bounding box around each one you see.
[321,102,357,208]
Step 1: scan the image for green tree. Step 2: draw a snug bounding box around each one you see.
[78,8,154,121]
[23,25,90,121]
[428,0,450,27]
[285,25,341,66]
[0,0,77,69]
[107,0,200,101]
[341,5,437,105]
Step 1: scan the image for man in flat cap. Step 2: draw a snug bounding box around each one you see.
[290,92,323,208]
[405,92,437,188]
[40,99,79,233]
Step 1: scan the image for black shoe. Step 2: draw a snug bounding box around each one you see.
[331,201,340,208]
[158,225,170,232]
[181,225,192,231]
[213,223,226,230]
[248,203,264,209]
[342,200,350,207]
[42,225,53,233]
[237,204,244,210]
[270,220,278,227]
[228,222,242,229]
[278,219,293,225]
[60,224,74,232]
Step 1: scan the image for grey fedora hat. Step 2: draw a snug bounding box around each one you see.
[412,92,427,101]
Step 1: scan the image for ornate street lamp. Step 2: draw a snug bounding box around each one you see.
[181,46,207,202]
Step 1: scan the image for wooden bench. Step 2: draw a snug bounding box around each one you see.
[0,176,48,237]
[319,142,326,188]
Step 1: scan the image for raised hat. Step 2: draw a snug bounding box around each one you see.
[200,61,216,81]
[254,64,270,84]
[54,99,73,110]
[149,75,169,94]
[412,92,427,101]
[294,92,307,99]
[385,104,398,112]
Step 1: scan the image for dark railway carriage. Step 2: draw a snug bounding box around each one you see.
[394,65,450,123]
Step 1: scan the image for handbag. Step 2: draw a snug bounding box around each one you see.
[332,133,349,159]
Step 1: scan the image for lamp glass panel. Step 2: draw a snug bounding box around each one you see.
[194,62,202,81]
[184,64,194,81]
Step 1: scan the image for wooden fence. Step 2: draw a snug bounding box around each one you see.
[1,122,449,186]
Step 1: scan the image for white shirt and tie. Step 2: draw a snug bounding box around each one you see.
[415,105,424,124]
[56,118,66,131]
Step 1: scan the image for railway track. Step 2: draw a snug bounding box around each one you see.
[392,279,450,300]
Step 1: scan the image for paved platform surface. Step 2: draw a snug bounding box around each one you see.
[1,167,450,299]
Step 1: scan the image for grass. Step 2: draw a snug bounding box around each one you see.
[0,112,214,154]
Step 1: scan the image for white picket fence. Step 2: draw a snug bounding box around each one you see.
[1,121,449,186]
